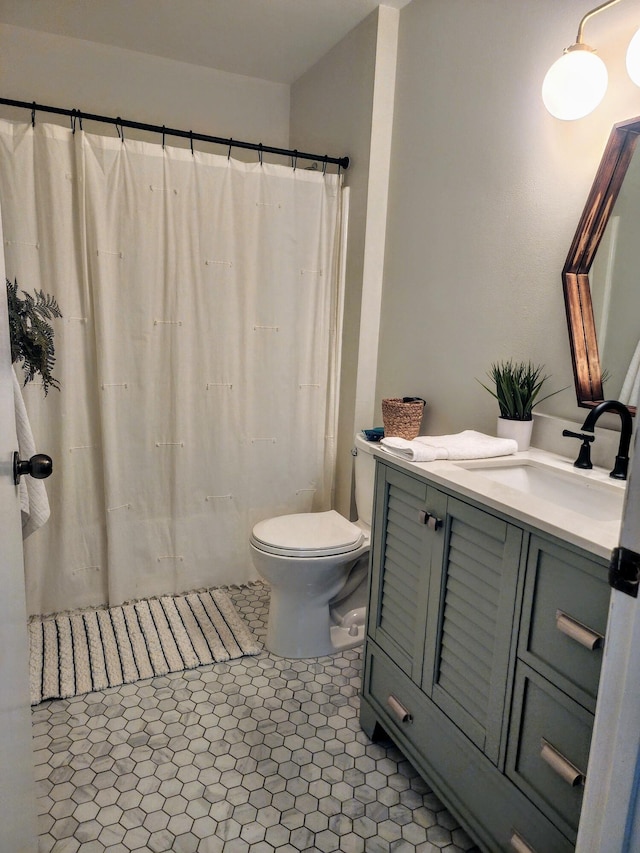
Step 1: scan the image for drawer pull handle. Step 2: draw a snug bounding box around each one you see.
[387,694,412,723]
[540,738,585,787]
[556,610,604,650]
[509,830,538,853]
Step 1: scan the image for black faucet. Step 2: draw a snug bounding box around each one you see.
[580,400,633,480]
[562,429,595,469]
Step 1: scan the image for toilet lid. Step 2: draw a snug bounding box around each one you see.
[251,510,365,558]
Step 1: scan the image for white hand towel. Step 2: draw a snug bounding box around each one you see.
[12,367,50,538]
[381,430,517,462]
[380,436,445,462]
[414,430,518,460]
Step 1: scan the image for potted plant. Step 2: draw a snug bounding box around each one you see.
[7,278,62,395]
[478,359,566,450]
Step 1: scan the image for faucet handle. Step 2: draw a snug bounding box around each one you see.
[562,430,595,469]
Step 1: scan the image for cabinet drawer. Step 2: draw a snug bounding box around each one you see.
[507,663,593,842]
[365,639,430,750]
[519,536,608,710]
[363,644,573,853]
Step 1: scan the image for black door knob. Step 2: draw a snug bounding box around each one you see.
[13,452,53,485]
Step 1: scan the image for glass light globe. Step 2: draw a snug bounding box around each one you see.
[626,27,640,86]
[542,48,608,120]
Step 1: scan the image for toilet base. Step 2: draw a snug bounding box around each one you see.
[329,605,367,653]
[264,590,368,659]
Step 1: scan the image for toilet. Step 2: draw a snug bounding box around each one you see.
[249,432,377,658]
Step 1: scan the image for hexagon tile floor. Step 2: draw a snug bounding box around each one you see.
[33,582,481,853]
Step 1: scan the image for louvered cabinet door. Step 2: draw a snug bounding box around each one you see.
[424,497,523,765]
[368,464,445,682]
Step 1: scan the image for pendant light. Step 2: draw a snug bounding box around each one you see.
[542,0,621,121]
[626,24,640,85]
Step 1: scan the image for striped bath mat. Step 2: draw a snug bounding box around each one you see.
[29,588,261,705]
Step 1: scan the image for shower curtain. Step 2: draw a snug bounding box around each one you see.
[0,119,345,616]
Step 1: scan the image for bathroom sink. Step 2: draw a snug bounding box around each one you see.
[457,458,625,522]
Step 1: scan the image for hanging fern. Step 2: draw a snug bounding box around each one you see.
[6,278,62,395]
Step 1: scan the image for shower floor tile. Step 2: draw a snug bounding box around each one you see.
[33,583,480,852]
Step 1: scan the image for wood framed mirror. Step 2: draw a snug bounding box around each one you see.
[563,115,640,416]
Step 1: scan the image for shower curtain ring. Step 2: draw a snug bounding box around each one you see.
[115,118,124,142]
[292,150,298,171]
[31,102,36,127]
[228,138,233,160]
[322,158,328,176]
[258,143,263,166]
[190,131,194,156]
[71,110,81,134]
[162,126,166,149]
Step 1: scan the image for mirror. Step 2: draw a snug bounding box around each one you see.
[563,115,640,416]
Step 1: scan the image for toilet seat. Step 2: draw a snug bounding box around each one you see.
[251,510,365,558]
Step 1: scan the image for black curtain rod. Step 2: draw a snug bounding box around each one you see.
[0,97,350,171]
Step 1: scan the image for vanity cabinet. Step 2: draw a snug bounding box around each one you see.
[360,458,610,853]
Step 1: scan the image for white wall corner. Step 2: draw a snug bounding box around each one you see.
[353,5,400,432]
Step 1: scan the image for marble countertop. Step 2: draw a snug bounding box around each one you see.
[370,443,625,560]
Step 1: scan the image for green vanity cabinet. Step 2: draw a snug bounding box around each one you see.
[505,535,610,843]
[360,457,610,853]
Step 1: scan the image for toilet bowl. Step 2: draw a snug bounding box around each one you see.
[249,432,377,658]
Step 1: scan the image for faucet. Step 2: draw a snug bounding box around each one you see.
[580,400,633,480]
[562,429,595,469]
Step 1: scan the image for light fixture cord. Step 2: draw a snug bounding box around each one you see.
[576,0,622,44]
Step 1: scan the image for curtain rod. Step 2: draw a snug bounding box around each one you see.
[0,97,350,171]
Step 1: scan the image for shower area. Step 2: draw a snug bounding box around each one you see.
[0,108,347,619]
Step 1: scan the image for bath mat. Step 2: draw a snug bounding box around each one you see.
[29,587,261,705]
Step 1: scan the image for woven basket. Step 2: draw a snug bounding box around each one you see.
[382,398,425,440]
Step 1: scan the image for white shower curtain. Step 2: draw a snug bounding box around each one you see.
[0,120,344,615]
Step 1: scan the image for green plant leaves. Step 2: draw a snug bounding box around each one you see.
[478,359,567,420]
[7,278,62,395]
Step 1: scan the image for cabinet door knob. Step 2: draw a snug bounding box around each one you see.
[418,510,442,530]
[509,830,538,853]
[556,610,604,650]
[540,738,585,787]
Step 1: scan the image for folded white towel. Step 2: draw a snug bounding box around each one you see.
[380,430,518,462]
[13,367,50,538]
[379,436,444,462]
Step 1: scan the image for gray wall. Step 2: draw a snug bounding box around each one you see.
[0,23,290,148]
[377,0,640,436]
[291,8,398,517]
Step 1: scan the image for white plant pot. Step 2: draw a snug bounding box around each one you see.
[497,417,533,452]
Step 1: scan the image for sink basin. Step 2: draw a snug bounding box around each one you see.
[457,459,625,522]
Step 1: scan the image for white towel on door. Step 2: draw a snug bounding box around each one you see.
[12,367,50,538]
[380,430,518,462]
[620,339,640,407]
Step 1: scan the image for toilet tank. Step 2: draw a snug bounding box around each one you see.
[353,432,377,527]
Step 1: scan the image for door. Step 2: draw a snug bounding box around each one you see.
[576,419,640,852]
[0,233,38,850]
[367,463,437,681]
[425,497,522,764]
